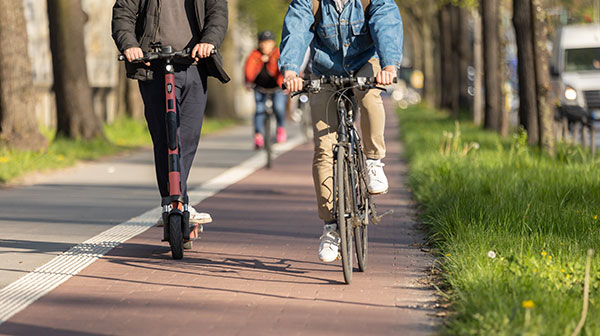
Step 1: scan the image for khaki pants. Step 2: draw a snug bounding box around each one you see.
[310,59,386,222]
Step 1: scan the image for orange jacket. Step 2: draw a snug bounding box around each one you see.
[244,49,283,87]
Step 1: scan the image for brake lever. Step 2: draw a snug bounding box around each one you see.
[291,91,305,98]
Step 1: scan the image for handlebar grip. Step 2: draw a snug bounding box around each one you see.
[281,79,312,91]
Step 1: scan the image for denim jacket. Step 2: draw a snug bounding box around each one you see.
[279,0,403,76]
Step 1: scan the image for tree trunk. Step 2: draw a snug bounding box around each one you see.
[47,0,104,140]
[116,63,144,120]
[473,8,484,126]
[206,0,238,118]
[498,2,508,137]
[531,0,555,154]
[455,7,472,111]
[126,80,144,119]
[482,0,501,133]
[433,15,443,109]
[0,1,47,150]
[422,8,437,106]
[513,0,539,144]
[439,5,456,114]
[402,11,423,72]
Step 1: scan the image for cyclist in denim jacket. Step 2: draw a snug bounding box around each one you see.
[279,0,403,262]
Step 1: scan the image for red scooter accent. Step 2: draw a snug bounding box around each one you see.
[165,72,182,197]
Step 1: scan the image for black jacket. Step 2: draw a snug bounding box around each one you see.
[112,0,230,83]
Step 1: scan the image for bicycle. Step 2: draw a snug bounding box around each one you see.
[289,75,394,284]
[118,43,204,260]
[256,87,278,169]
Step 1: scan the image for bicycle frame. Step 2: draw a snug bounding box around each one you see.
[333,88,364,225]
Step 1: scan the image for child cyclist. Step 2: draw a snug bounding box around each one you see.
[244,31,287,148]
[112,0,228,227]
[279,0,403,262]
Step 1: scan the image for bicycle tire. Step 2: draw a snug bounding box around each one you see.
[336,146,353,284]
[168,214,184,260]
[354,198,368,272]
[264,111,272,169]
[354,148,369,272]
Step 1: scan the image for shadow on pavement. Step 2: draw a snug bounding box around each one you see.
[0,322,106,336]
[0,239,74,254]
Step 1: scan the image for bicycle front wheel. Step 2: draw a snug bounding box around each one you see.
[354,198,368,272]
[354,151,370,272]
[336,146,353,284]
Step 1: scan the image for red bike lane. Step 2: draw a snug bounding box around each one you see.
[0,108,437,336]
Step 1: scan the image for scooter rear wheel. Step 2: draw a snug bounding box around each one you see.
[168,214,184,260]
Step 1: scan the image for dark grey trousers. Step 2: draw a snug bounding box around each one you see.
[138,63,208,205]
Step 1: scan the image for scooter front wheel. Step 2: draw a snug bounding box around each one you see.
[168,214,184,260]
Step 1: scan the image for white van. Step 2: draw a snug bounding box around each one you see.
[551,24,600,121]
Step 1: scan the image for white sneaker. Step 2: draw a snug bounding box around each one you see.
[156,206,213,227]
[366,159,389,194]
[189,206,213,224]
[318,224,340,262]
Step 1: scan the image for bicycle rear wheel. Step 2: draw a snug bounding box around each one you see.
[336,146,353,284]
[168,214,184,260]
[264,111,272,169]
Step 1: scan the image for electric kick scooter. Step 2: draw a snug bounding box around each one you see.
[119,43,204,259]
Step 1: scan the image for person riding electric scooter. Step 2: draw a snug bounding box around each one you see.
[112,0,229,257]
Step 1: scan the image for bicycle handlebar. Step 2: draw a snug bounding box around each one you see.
[283,76,398,97]
[117,47,216,63]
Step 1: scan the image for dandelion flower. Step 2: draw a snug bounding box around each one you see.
[445,253,451,257]
[541,251,547,257]
[522,300,535,309]
[561,269,565,273]
[533,269,537,273]
[58,154,65,161]
[0,157,8,163]
[487,251,496,259]
[566,274,571,279]
[548,255,553,260]
[594,215,598,220]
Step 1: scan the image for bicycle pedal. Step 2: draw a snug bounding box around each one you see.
[373,209,394,224]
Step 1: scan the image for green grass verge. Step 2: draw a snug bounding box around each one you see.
[0,117,238,184]
[399,105,600,335]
